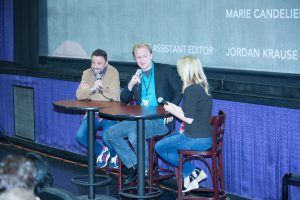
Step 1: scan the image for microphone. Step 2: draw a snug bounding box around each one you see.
[136,69,142,77]
[135,68,142,95]
[157,97,168,105]
[96,73,102,80]
[96,73,103,91]
[96,73,113,102]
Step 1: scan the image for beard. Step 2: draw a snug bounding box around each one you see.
[92,65,108,77]
[92,68,101,76]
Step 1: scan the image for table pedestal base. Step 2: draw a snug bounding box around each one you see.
[72,174,113,200]
[119,186,163,199]
[78,194,117,200]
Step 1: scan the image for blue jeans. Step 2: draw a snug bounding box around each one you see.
[76,116,118,157]
[155,132,212,178]
[103,119,169,169]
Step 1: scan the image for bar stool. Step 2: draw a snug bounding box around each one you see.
[148,132,176,187]
[282,173,300,200]
[148,120,187,187]
[177,110,226,200]
[117,132,175,191]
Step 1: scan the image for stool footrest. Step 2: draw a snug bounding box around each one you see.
[179,188,226,200]
[119,186,163,199]
[71,174,111,187]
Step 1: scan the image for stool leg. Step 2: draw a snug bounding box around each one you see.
[219,152,225,190]
[177,153,183,200]
[212,155,219,199]
[148,139,154,187]
[282,173,291,200]
[118,158,122,192]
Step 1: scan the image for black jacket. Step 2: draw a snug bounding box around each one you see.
[121,62,182,131]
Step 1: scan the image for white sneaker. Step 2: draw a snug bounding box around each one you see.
[183,170,199,189]
[96,148,110,168]
[182,169,207,193]
[183,176,191,189]
[108,155,119,169]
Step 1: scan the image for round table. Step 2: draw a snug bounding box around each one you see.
[98,104,168,199]
[53,100,121,200]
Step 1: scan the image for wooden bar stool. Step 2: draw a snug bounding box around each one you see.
[148,132,175,187]
[177,110,226,200]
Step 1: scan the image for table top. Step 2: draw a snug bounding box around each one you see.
[53,100,125,111]
[98,104,168,120]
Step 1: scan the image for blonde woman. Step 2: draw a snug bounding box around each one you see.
[155,56,213,193]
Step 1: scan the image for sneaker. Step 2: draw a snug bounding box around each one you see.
[183,175,192,189]
[183,170,198,189]
[182,169,207,193]
[108,155,118,169]
[96,149,110,168]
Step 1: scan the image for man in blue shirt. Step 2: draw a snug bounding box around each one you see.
[103,43,182,184]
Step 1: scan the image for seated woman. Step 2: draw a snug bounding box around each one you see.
[155,56,213,193]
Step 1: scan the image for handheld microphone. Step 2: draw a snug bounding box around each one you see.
[96,73,102,80]
[157,97,168,105]
[136,69,142,77]
[96,73,113,101]
[136,69,142,85]
[96,73,103,92]
[135,69,142,96]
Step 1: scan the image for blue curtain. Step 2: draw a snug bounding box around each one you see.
[212,99,300,199]
[0,0,14,61]
[0,74,86,154]
[0,74,300,199]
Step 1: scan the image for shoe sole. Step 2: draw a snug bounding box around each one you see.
[182,171,207,193]
[108,164,118,169]
[123,175,137,185]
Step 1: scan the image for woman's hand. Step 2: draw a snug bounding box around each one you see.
[164,116,173,124]
[163,102,177,114]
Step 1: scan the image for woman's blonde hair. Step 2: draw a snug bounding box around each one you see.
[177,56,210,95]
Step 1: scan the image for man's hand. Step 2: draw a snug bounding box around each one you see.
[128,74,141,91]
[78,82,90,89]
[90,80,103,93]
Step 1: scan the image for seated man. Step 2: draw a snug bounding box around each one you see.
[76,49,120,168]
[103,43,182,184]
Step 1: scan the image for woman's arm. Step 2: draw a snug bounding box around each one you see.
[164,102,194,124]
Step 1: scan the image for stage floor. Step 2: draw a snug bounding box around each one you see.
[0,142,249,200]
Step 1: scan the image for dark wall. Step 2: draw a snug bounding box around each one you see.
[13,0,39,66]
[0,0,14,61]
